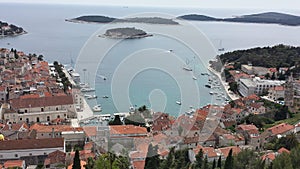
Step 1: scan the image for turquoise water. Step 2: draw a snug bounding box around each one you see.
[0,3,300,116]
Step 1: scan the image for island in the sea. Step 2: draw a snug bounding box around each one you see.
[178,12,300,26]
[100,27,152,39]
[66,15,179,25]
[0,20,26,37]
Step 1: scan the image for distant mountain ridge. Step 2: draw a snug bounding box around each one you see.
[178,12,300,26]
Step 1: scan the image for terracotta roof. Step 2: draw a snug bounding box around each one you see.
[3,160,24,168]
[218,146,241,157]
[44,150,66,166]
[0,138,64,150]
[132,160,145,169]
[67,160,86,169]
[237,124,258,131]
[2,122,29,131]
[267,123,294,135]
[203,147,218,158]
[83,126,97,137]
[278,147,290,154]
[10,95,74,109]
[110,125,147,136]
[262,152,276,161]
[84,142,93,150]
[30,123,83,133]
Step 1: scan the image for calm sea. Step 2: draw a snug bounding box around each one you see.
[0,3,300,116]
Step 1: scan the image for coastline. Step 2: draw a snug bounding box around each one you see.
[207,64,240,101]
[0,31,27,38]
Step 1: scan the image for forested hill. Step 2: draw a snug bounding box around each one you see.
[219,45,300,69]
[178,12,300,26]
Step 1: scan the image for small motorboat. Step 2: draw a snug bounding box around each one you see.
[176,101,181,105]
[102,95,109,99]
[87,95,97,99]
[205,84,211,88]
[92,104,102,112]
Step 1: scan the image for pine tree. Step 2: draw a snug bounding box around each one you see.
[72,150,81,169]
[217,156,222,169]
[224,149,233,169]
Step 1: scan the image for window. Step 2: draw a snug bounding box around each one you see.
[25,109,27,113]
[15,154,18,157]
[44,152,47,155]
[29,153,32,156]
[26,118,29,123]
[57,115,60,118]
[36,117,40,122]
[41,108,44,112]
[20,118,22,121]
[56,107,58,111]
[47,116,50,122]
[0,155,3,158]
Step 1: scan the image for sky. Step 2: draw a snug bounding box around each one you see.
[1,0,300,9]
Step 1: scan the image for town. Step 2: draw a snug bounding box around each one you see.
[0,45,300,169]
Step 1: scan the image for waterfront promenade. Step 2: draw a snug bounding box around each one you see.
[207,65,240,101]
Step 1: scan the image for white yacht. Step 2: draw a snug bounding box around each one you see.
[176,101,182,105]
[92,105,102,112]
[87,95,97,99]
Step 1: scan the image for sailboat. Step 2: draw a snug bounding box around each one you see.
[218,40,225,51]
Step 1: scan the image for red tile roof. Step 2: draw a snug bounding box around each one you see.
[83,126,97,138]
[30,123,83,133]
[267,123,294,135]
[218,146,241,157]
[278,147,290,154]
[237,124,258,131]
[110,125,147,136]
[203,147,218,158]
[2,122,29,131]
[132,160,145,169]
[3,160,24,169]
[10,95,74,109]
[262,152,276,161]
[44,150,66,166]
[0,138,64,150]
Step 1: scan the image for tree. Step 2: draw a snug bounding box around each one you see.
[38,54,44,61]
[272,152,293,169]
[212,159,216,169]
[217,156,222,169]
[109,115,122,125]
[275,133,299,150]
[234,149,265,169]
[84,157,95,169]
[195,149,203,169]
[202,156,208,169]
[290,145,300,169]
[224,149,233,169]
[160,147,175,169]
[72,150,81,169]
[271,72,276,80]
[145,143,160,169]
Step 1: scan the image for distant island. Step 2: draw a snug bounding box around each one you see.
[0,20,26,37]
[66,15,179,25]
[178,12,300,26]
[100,27,152,39]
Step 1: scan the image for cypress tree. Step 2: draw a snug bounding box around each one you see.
[212,159,216,169]
[72,149,81,169]
[195,149,204,168]
[145,143,160,169]
[224,149,234,169]
[217,156,222,169]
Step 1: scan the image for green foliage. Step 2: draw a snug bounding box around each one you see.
[219,45,300,70]
[217,156,222,169]
[124,112,146,127]
[274,134,299,150]
[160,147,175,169]
[272,152,293,169]
[228,82,238,93]
[224,149,234,169]
[145,144,160,169]
[290,145,300,169]
[72,150,81,169]
[212,159,216,169]
[241,114,273,129]
[94,153,130,169]
[194,149,203,169]
[234,149,265,169]
[84,157,95,169]
[109,115,123,125]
